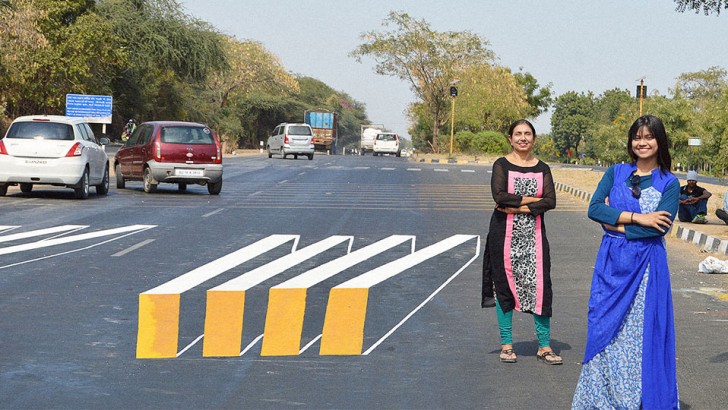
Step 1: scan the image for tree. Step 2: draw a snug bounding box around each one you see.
[675,0,728,15]
[672,66,727,101]
[550,91,594,160]
[512,69,553,117]
[351,11,494,152]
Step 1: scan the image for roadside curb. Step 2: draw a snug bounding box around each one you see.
[554,182,728,256]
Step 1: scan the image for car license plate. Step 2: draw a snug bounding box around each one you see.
[25,159,47,165]
[175,168,203,177]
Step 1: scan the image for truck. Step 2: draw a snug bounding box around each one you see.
[360,124,385,155]
[304,111,337,154]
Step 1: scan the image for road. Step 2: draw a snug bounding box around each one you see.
[1,153,726,409]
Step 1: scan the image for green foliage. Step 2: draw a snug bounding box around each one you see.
[674,0,728,15]
[455,130,509,154]
[551,91,595,158]
[512,69,553,117]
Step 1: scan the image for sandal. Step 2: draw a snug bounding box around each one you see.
[499,348,517,363]
[536,350,563,365]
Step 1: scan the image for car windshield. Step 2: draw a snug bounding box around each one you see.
[160,126,215,144]
[377,134,396,141]
[287,126,312,136]
[5,122,74,141]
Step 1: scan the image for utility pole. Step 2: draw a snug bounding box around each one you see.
[449,85,458,158]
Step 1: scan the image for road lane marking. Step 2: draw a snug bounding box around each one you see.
[461,169,475,173]
[177,334,204,357]
[240,334,264,356]
[260,235,415,356]
[299,334,322,354]
[0,225,155,256]
[0,226,20,233]
[112,239,156,257]
[381,167,395,170]
[407,168,422,171]
[0,225,87,244]
[137,235,298,359]
[433,169,448,172]
[319,234,478,355]
[202,208,225,218]
[203,236,353,357]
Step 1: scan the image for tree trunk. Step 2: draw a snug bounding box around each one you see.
[432,113,439,153]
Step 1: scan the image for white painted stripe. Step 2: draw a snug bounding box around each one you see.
[177,334,204,357]
[0,225,156,256]
[279,180,288,184]
[364,235,481,355]
[299,334,322,354]
[0,225,87,243]
[354,167,370,170]
[461,169,475,173]
[406,168,422,171]
[249,191,262,197]
[144,235,299,295]
[381,167,395,170]
[213,236,353,291]
[240,334,264,356]
[434,169,448,172]
[0,226,20,233]
[274,235,416,289]
[0,226,156,270]
[298,172,306,175]
[112,239,156,257]
[202,208,225,218]
[336,234,478,289]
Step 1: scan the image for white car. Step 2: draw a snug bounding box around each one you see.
[373,132,401,157]
[0,115,110,199]
[266,123,314,160]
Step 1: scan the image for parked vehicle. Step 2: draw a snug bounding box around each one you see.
[266,123,314,160]
[114,121,223,195]
[373,132,401,157]
[360,124,385,155]
[0,115,110,199]
[304,111,336,154]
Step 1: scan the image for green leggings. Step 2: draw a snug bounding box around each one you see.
[495,298,551,348]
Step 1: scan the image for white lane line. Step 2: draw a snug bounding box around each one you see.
[434,169,449,172]
[406,168,422,172]
[177,334,204,357]
[112,239,156,257]
[336,234,478,289]
[0,225,155,256]
[299,334,322,354]
[212,236,353,291]
[144,235,299,295]
[354,167,370,170]
[274,235,415,289]
[0,225,156,270]
[249,191,262,197]
[0,225,87,244]
[0,226,20,233]
[298,172,306,175]
[381,167,396,171]
[202,208,225,218]
[363,235,481,355]
[278,180,288,184]
[461,169,475,173]
[240,334,264,356]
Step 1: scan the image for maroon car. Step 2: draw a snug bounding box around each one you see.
[114,121,223,194]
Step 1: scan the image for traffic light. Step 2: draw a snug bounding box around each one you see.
[636,85,647,98]
[450,86,458,97]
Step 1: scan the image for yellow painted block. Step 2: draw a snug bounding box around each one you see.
[260,288,307,356]
[319,287,369,355]
[202,290,246,357]
[136,293,180,359]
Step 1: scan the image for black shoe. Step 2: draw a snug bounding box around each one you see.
[481,296,496,308]
[717,209,728,225]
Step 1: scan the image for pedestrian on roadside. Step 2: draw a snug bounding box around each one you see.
[678,170,711,224]
[481,119,562,365]
[572,115,680,409]
[716,190,728,225]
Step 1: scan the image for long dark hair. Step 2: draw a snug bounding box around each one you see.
[627,115,672,173]
[507,119,536,138]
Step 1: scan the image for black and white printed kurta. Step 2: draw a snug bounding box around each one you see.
[482,157,556,316]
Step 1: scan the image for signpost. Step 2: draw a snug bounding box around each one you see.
[65,94,113,134]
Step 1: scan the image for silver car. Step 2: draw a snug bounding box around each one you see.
[0,115,110,199]
[266,123,314,160]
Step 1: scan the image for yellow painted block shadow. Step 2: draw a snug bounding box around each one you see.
[202,290,246,357]
[319,288,369,355]
[136,293,180,359]
[260,288,307,356]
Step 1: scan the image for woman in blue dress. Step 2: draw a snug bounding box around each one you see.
[572,115,680,409]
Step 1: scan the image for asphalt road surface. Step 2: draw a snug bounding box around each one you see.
[1,153,726,409]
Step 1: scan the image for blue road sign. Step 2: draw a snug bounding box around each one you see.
[65,94,113,124]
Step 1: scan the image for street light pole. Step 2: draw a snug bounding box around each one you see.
[639,79,645,116]
[448,85,458,158]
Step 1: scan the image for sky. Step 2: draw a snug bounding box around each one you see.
[177,0,728,138]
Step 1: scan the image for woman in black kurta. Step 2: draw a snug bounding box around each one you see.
[481,119,560,364]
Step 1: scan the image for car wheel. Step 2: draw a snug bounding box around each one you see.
[268,146,273,158]
[396,151,401,157]
[19,183,32,193]
[178,183,187,191]
[143,167,157,193]
[207,180,222,195]
[308,154,314,160]
[115,163,125,189]
[282,149,287,159]
[96,165,109,195]
[294,154,298,159]
[74,168,90,199]
[0,184,7,196]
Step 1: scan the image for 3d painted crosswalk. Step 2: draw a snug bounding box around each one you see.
[136,234,480,359]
